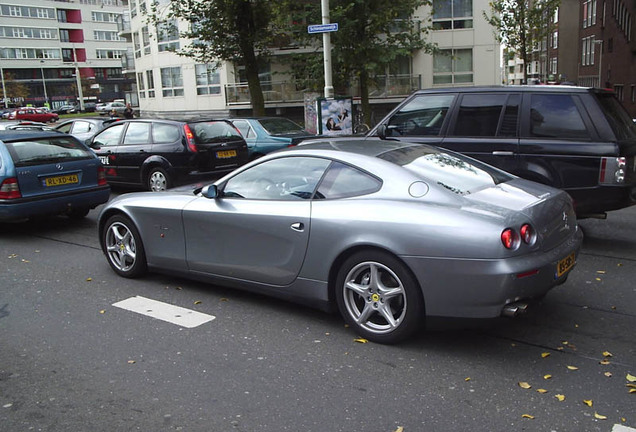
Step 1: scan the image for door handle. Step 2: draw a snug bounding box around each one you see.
[492,151,514,156]
[290,222,304,232]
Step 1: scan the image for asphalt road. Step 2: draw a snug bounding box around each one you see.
[1,195,635,432]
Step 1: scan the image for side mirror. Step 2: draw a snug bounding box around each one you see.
[376,124,388,140]
[201,184,218,199]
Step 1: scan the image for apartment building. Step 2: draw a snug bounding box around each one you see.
[126,0,500,120]
[0,0,134,109]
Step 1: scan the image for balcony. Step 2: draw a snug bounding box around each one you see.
[117,11,131,37]
[121,48,135,73]
[225,75,421,105]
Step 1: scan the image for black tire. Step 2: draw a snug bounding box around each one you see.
[101,214,147,278]
[147,167,171,192]
[335,250,424,344]
[67,207,90,219]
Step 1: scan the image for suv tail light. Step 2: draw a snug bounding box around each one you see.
[599,157,626,184]
[184,125,197,153]
[97,166,108,186]
[0,177,22,199]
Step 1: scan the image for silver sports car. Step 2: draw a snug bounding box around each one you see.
[98,140,583,343]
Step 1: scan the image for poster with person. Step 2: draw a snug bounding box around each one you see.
[317,98,352,135]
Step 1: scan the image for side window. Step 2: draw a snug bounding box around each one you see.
[72,121,92,134]
[528,94,589,139]
[123,122,151,145]
[386,94,455,136]
[452,94,507,137]
[233,120,254,139]
[152,123,180,143]
[56,123,73,133]
[222,157,331,200]
[316,162,382,199]
[93,123,125,147]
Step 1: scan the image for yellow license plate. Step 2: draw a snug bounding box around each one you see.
[44,174,79,187]
[216,150,237,159]
[557,252,576,277]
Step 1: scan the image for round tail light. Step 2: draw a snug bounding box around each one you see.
[501,228,519,250]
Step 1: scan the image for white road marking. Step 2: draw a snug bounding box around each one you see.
[112,296,215,328]
[613,425,636,432]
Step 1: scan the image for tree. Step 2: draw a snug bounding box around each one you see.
[484,0,560,84]
[3,73,29,106]
[150,0,285,116]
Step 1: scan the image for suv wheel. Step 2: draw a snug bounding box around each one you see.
[147,167,171,192]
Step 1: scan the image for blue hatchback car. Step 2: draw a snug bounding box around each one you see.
[0,130,110,221]
[227,117,316,160]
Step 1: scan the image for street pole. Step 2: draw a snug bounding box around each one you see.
[321,0,334,98]
[40,61,49,108]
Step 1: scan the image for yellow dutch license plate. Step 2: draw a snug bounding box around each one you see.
[557,252,576,277]
[216,150,237,159]
[44,174,79,187]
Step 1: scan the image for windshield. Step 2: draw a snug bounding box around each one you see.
[258,118,305,135]
[6,137,94,167]
[377,145,512,195]
[595,92,636,141]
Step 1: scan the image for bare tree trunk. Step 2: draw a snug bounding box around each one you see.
[359,68,371,126]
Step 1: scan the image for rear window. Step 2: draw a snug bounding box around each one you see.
[595,92,636,141]
[378,146,512,195]
[190,121,243,143]
[528,94,589,139]
[5,136,94,167]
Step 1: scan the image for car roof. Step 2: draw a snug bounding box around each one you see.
[410,85,612,95]
[0,130,69,142]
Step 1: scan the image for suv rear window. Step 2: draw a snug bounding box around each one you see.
[528,94,589,139]
[6,136,94,167]
[189,121,243,144]
[595,92,636,141]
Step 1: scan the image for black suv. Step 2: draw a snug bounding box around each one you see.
[373,86,636,218]
[89,119,249,191]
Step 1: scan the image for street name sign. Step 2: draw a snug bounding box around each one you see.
[308,23,339,34]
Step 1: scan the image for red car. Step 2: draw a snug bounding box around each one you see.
[8,108,59,123]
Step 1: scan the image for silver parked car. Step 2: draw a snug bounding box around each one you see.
[98,140,583,343]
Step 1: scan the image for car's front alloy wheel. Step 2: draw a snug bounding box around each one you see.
[336,251,424,344]
[103,215,147,278]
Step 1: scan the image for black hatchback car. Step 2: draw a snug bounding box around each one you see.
[88,119,249,191]
[372,86,636,218]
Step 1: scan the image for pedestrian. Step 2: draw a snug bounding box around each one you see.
[123,103,134,119]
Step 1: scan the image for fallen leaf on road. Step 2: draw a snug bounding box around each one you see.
[596,270,606,274]
[521,414,534,419]
[353,338,368,344]
[555,394,565,401]
[99,310,105,314]
[605,372,612,377]
[518,382,531,389]
[220,298,229,302]
[629,389,636,394]
[627,384,636,388]
[567,365,579,371]
[594,412,607,420]
[627,373,636,382]
[394,427,404,432]
[86,277,92,281]
[537,389,548,394]
[602,351,612,357]
[465,377,471,381]
[127,360,136,364]
[194,301,201,305]
[600,359,610,365]
[541,352,550,358]
[544,374,552,380]
[583,399,593,407]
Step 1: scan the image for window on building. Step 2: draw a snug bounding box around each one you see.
[0,47,60,60]
[581,36,596,65]
[96,49,123,59]
[583,0,597,28]
[130,0,137,18]
[433,49,473,84]
[9,5,22,16]
[40,29,54,39]
[550,57,558,74]
[157,19,179,52]
[94,30,121,41]
[161,67,183,97]
[137,72,145,99]
[432,0,473,29]
[57,10,67,22]
[554,7,559,23]
[142,26,151,55]
[146,70,155,98]
[195,64,221,95]
[614,85,624,101]
[552,31,558,48]
[60,29,70,42]
[62,48,73,62]
[133,32,141,58]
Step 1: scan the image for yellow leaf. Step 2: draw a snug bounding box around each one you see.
[537,389,548,394]
[555,394,565,401]
[562,341,569,345]
[594,412,607,420]
[583,399,593,407]
[600,359,610,365]
[86,277,92,281]
[518,382,532,389]
[567,365,579,370]
[629,389,636,394]
[596,270,606,274]
[627,373,636,382]
[353,338,368,344]
[602,351,613,357]
[465,377,471,381]
[622,418,627,422]
[521,414,535,419]
[394,428,404,432]
[544,374,552,380]
[99,310,105,314]
[194,300,201,305]
[557,346,564,351]
[541,352,551,358]
[605,372,612,377]
[627,384,636,388]
[595,277,602,281]
[220,298,229,302]
[127,360,136,364]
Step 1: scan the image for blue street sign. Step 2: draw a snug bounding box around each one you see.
[308,23,339,34]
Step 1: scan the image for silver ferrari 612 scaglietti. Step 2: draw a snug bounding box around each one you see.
[98,139,583,343]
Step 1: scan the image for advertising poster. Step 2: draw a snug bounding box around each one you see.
[318,97,352,135]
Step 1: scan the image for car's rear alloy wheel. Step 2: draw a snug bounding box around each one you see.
[147,167,171,192]
[103,215,147,278]
[336,251,424,344]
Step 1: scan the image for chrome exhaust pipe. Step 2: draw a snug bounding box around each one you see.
[502,302,529,317]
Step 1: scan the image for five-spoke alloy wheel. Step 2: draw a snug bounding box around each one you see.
[102,215,147,278]
[336,251,424,344]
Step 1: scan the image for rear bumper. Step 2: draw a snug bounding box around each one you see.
[0,185,110,221]
[568,184,636,216]
[401,228,584,319]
